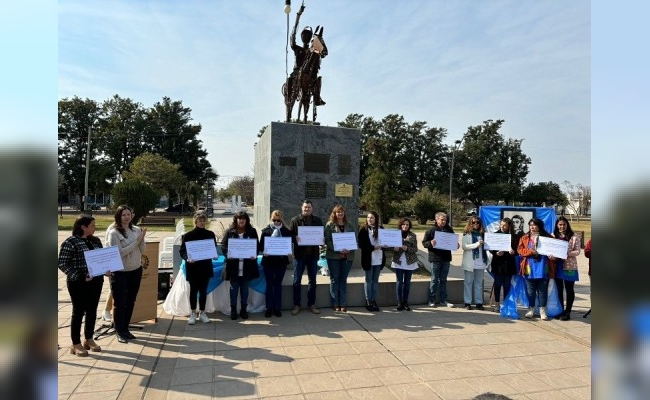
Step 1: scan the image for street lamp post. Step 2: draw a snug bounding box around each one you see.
[448,137,466,226]
[84,126,91,215]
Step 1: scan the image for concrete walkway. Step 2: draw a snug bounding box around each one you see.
[58,227,591,400]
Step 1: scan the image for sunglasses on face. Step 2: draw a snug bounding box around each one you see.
[272,219,281,222]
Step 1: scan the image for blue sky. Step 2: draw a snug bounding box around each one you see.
[55,0,591,190]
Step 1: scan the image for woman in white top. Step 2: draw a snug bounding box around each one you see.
[391,217,419,311]
[461,217,488,310]
[107,205,146,343]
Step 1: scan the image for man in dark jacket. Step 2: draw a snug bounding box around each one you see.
[288,200,323,315]
[422,212,458,307]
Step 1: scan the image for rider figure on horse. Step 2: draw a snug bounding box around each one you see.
[287,5,327,107]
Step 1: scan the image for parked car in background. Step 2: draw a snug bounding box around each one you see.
[467,208,477,215]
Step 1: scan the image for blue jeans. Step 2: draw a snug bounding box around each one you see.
[292,255,318,307]
[364,264,382,302]
[328,258,352,306]
[525,278,549,308]
[395,269,413,303]
[230,277,250,306]
[264,267,286,311]
[463,269,484,305]
[429,260,450,303]
[493,274,512,302]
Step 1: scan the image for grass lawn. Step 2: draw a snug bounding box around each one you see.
[57,214,195,232]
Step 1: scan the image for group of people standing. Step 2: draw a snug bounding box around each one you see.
[59,202,588,357]
[58,205,147,357]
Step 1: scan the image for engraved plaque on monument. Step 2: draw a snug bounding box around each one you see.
[337,155,351,175]
[305,181,327,198]
[279,157,297,167]
[304,153,330,173]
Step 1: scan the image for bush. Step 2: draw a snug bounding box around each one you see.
[408,187,447,225]
[111,179,158,224]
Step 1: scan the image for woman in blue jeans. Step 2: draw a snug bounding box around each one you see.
[392,217,419,311]
[517,218,554,320]
[324,204,356,312]
[358,211,385,312]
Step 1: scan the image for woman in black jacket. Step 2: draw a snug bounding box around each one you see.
[222,211,259,320]
[179,212,218,324]
[358,211,385,312]
[489,217,518,312]
[259,210,293,317]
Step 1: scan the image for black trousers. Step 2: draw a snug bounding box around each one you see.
[111,267,142,335]
[188,275,210,312]
[66,277,103,344]
[555,278,576,313]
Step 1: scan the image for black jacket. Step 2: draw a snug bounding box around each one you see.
[421,224,455,262]
[289,213,324,259]
[489,229,518,276]
[179,227,217,281]
[259,224,292,269]
[222,227,260,281]
[358,225,386,271]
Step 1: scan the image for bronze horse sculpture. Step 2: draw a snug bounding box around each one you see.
[283,5,327,124]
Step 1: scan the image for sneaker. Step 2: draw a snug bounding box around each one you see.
[464,304,472,310]
[188,313,196,325]
[560,311,571,321]
[493,302,500,313]
[476,304,484,311]
[540,307,549,321]
[396,302,405,311]
[441,302,454,308]
[199,312,210,323]
[102,310,112,322]
[428,302,436,307]
[291,306,301,315]
[308,305,321,314]
[403,303,411,311]
[525,307,534,319]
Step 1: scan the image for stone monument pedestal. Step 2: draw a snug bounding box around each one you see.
[254,122,361,264]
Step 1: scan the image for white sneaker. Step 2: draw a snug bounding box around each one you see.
[102,310,112,322]
[540,307,549,321]
[441,302,454,308]
[199,312,211,323]
[525,307,534,319]
[428,302,436,307]
[188,313,196,325]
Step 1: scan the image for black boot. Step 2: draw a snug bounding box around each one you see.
[366,301,373,312]
[372,301,380,312]
[240,304,249,320]
[397,302,405,311]
[230,305,237,320]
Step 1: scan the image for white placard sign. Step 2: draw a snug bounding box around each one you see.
[226,238,258,259]
[483,232,512,252]
[536,236,569,259]
[432,231,460,251]
[297,226,324,246]
[263,237,292,256]
[84,246,124,277]
[186,239,218,261]
[378,229,403,247]
[332,232,358,251]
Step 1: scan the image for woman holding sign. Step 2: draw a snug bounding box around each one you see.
[260,210,292,317]
[461,217,488,310]
[553,216,580,321]
[358,211,385,312]
[222,211,259,320]
[107,205,146,343]
[392,217,419,311]
[517,218,555,320]
[489,217,517,312]
[324,205,357,312]
[58,215,105,356]
[179,212,217,325]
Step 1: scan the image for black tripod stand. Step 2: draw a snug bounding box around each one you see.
[583,309,591,318]
[93,317,143,341]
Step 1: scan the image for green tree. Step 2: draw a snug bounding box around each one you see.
[360,135,399,224]
[453,120,530,208]
[521,181,568,207]
[110,179,158,224]
[121,152,186,197]
[227,176,254,205]
[408,187,448,225]
[143,96,212,183]
[58,96,101,208]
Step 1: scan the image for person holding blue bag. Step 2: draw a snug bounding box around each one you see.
[517,218,556,320]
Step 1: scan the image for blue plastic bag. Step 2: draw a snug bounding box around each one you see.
[514,275,529,308]
[500,276,520,319]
